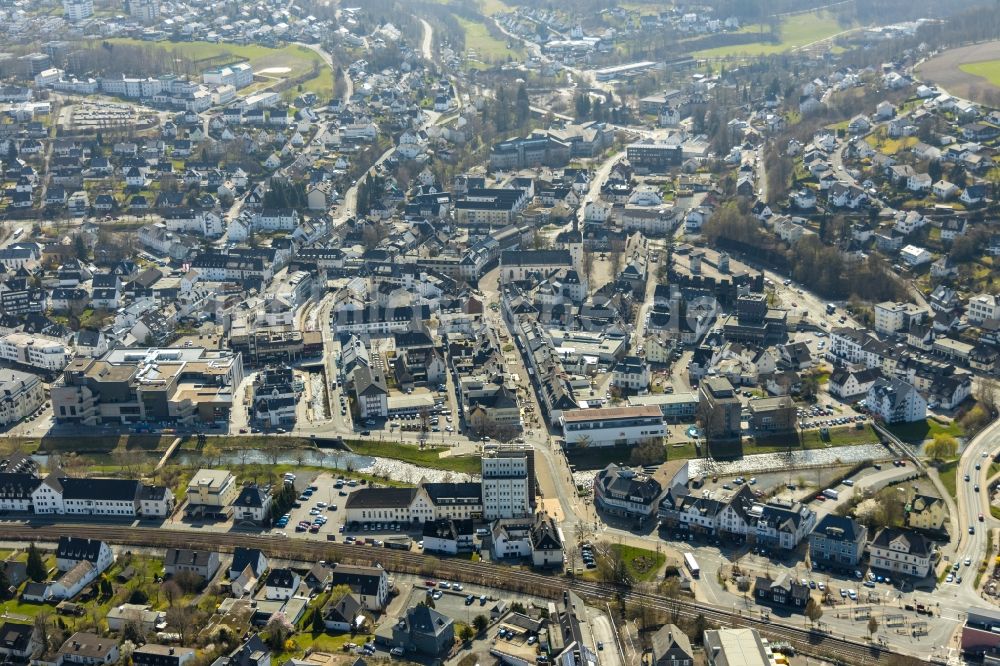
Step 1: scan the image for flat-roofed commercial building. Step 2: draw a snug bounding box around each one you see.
[628,392,698,423]
[559,405,666,448]
[626,141,682,173]
[703,628,776,666]
[51,347,243,426]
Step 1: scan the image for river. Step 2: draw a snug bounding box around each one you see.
[174,448,474,483]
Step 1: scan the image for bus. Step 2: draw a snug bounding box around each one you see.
[684,552,700,579]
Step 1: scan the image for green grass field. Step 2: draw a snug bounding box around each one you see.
[960,60,1000,88]
[456,16,524,67]
[107,39,329,98]
[693,12,849,58]
[344,440,482,475]
[610,544,666,583]
[936,458,959,501]
[566,441,701,470]
[886,418,964,444]
[865,135,918,155]
[751,424,879,453]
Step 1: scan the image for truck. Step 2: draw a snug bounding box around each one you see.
[823,488,839,500]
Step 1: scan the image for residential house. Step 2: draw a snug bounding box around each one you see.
[264,568,300,600]
[55,537,113,573]
[530,514,564,569]
[906,493,947,531]
[593,464,663,522]
[322,592,365,633]
[0,621,39,661]
[133,645,196,666]
[228,548,268,580]
[751,499,816,550]
[164,548,221,581]
[868,527,936,578]
[421,518,474,555]
[828,367,880,400]
[809,514,868,568]
[377,604,454,657]
[648,624,694,666]
[755,573,810,608]
[211,635,270,666]
[57,633,120,666]
[329,564,389,611]
[233,486,272,524]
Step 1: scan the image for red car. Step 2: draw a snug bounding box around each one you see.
[425,580,437,587]
[815,494,826,501]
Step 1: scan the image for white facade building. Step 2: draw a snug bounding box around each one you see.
[481,448,532,520]
[868,528,935,578]
[0,370,44,426]
[560,405,666,447]
[63,0,93,20]
[969,294,1000,324]
[0,333,69,371]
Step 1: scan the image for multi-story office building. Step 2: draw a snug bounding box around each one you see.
[51,347,244,426]
[481,447,534,520]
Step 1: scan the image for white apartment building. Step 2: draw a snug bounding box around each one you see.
[968,294,1000,324]
[0,333,70,371]
[129,0,159,22]
[63,0,93,21]
[874,301,925,335]
[0,369,44,425]
[202,63,254,89]
[866,378,927,424]
[254,209,299,231]
[559,405,666,447]
[481,448,532,520]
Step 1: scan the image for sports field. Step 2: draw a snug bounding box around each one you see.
[107,39,330,97]
[917,40,1000,104]
[692,12,849,58]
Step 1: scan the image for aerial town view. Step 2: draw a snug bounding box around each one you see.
[7,0,1000,664]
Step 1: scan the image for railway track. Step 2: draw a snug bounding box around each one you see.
[5,522,898,665]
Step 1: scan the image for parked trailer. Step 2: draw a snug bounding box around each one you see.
[384,537,412,551]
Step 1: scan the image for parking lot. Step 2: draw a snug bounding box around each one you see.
[352,385,459,437]
[272,471,371,541]
[272,471,486,552]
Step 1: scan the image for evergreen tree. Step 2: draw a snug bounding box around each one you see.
[515,83,530,128]
[26,543,45,582]
[311,607,325,634]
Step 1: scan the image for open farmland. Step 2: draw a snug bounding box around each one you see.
[917,40,1000,104]
[456,15,525,67]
